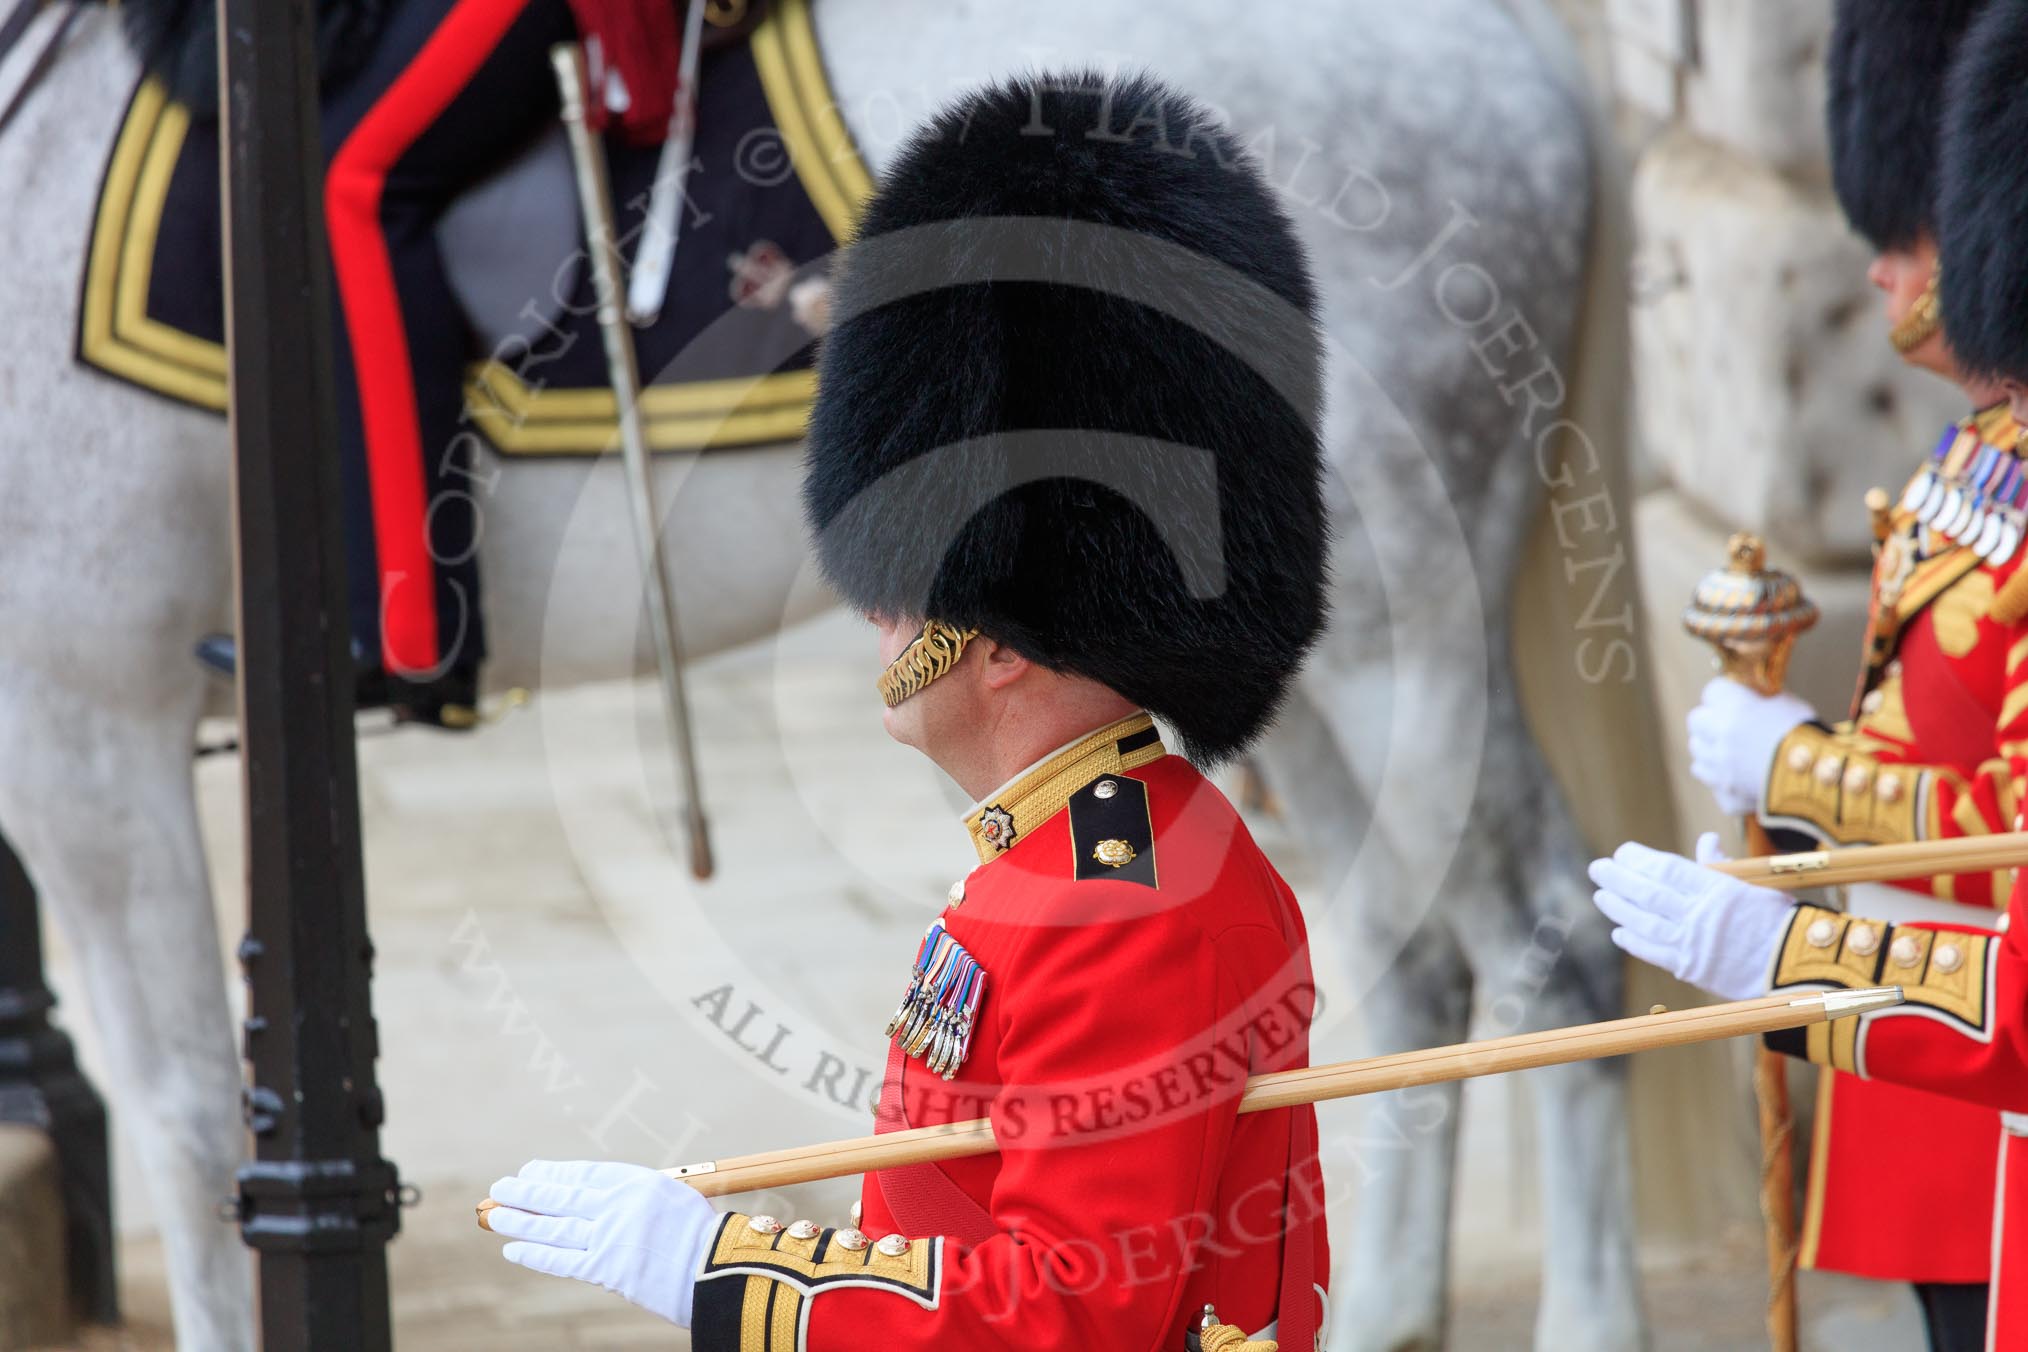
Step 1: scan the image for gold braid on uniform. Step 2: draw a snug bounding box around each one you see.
[1199,1323,1279,1352]
[877,620,980,707]
[1990,566,2028,626]
[1890,268,1942,354]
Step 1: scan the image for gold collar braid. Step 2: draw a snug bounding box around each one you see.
[962,712,1165,862]
[877,620,981,708]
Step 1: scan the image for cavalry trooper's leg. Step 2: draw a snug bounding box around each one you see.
[321,0,579,723]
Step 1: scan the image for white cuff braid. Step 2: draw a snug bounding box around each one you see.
[1686,677,1814,818]
[1588,834,1793,1001]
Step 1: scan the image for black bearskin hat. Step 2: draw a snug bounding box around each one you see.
[1826,0,1989,251]
[802,72,1328,765]
[1938,0,2028,382]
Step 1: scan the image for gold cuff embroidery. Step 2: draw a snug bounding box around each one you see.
[700,1213,942,1303]
[1763,726,1922,844]
[1894,930,1993,1030]
[1771,907,1885,990]
[1771,908,1995,1049]
[1804,1011,1862,1073]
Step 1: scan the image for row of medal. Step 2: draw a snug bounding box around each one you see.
[883,921,988,1081]
[1898,420,2027,564]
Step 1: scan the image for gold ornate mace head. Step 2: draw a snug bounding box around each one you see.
[1682,533,1819,696]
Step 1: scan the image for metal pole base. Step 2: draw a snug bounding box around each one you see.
[0,838,118,1325]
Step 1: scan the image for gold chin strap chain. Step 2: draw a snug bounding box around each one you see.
[1891,267,1942,354]
[876,620,981,708]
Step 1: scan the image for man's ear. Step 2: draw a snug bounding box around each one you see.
[976,636,1030,691]
[2006,378,2028,424]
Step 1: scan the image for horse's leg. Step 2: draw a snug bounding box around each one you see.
[0,674,251,1352]
[1253,688,1470,1352]
[0,7,246,1311]
[1338,924,1472,1352]
[1460,715,1643,1352]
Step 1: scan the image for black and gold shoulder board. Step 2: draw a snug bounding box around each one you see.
[1068,773,1158,887]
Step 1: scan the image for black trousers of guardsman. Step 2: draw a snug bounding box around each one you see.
[321,0,577,719]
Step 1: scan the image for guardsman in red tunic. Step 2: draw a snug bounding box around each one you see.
[1673,2,2009,1341]
[1593,17,2028,1344]
[484,70,1333,1349]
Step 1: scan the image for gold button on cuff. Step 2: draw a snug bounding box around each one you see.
[1815,756,1846,786]
[748,1215,784,1235]
[850,1200,862,1226]
[787,1219,820,1240]
[1891,935,1924,969]
[1847,923,1880,956]
[1861,690,1885,714]
[1787,745,1815,773]
[1933,943,1966,974]
[1806,918,1838,949]
[1878,773,1904,803]
[834,1228,870,1252]
[1843,763,1873,795]
[876,1234,911,1257]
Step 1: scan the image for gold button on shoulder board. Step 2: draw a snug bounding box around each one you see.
[1092,838,1137,868]
[1093,778,1119,800]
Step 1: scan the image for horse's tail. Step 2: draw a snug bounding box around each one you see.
[119,0,392,114]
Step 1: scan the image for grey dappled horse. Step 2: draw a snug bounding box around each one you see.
[0,3,1633,1347]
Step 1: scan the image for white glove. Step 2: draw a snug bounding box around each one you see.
[1587,833,1794,1001]
[1686,677,1814,817]
[490,1160,717,1328]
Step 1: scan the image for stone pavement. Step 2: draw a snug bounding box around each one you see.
[39,611,1928,1350]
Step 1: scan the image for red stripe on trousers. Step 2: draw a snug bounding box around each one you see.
[325,0,533,674]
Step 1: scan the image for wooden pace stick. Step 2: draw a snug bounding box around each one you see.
[1685,533,1821,1352]
[1709,830,2028,892]
[478,988,1901,1227]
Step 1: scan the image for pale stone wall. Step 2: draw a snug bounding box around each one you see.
[1609,0,1968,811]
